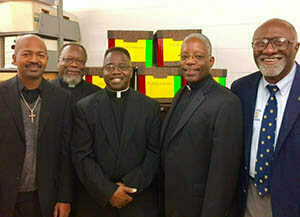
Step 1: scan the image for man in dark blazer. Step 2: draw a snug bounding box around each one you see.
[0,34,72,217]
[72,47,161,217]
[50,43,101,103]
[50,43,101,217]
[231,18,300,217]
[161,33,243,217]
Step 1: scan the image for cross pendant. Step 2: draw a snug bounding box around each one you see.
[29,111,36,123]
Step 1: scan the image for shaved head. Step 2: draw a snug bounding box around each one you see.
[254,18,298,42]
[14,34,47,55]
[13,34,48,82]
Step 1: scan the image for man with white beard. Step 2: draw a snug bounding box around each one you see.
[231,18,300,217]
[51,43,100,103]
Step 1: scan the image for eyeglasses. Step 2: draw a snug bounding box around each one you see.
[61,57,86,65]
[252,37,297,51]
[179,54,204,61]
[103,64,132,72]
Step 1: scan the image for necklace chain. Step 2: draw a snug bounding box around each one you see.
[20,94,41,123]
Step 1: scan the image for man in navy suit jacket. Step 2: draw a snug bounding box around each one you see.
[232,18,300,217]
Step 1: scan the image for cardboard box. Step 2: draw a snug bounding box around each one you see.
[84,67,106,89]
[107,30,153,67]
[0,0,55,6]
[211,68,227,86]
[138,67,227,103]
[84,67,136,89]
[137,66,183,103]
[83,67,226,102]
[154,29,202,67]
[0,1,78,32]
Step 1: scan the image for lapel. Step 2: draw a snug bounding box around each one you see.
[244,72,261,166]
[160,87,183,143]
[37,80,52,139]
[0,76,25,140]
[165,76,215,146]
[274,63,300,157]
[95,90,120,155]
[119,89,139,152]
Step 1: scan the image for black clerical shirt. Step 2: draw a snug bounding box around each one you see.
[105,87,130,141]
[164,75,210,143]
[17,77,43,104]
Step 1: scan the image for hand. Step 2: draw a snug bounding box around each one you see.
[109,183,137,208]
[53,202,71,217]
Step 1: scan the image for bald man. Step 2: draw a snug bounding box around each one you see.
[0,34,73,217]
[232,18,300,217]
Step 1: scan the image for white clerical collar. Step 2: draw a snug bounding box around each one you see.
[106,87,130,98]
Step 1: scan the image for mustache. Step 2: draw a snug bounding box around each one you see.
[258,54,283,59]
[182,68,201,71]
[25,63,42,68]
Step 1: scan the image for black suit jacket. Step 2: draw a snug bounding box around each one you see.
[51,77,101,217]
[72,88,162,217]
[0,76,73,217]
[50,78,101,103]
[161,75,243,217]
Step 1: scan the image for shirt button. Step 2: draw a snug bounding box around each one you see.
[243,189,246,193]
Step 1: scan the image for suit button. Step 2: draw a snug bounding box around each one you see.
[243,189,246,193]
[244,166,248,171]
[16,177,20,181]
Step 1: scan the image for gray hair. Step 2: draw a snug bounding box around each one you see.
[182,33,212,56]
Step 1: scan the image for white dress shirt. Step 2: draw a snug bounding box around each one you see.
[249,63,296,178]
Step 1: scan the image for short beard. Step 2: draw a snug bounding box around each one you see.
[62,73,82,86]
[258,57,286,77]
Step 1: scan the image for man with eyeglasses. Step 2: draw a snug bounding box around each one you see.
[51,44,100,217]
[51,43,100,103]
[161,33,243,217]
[71,47,161,217]
[231,18,300,217]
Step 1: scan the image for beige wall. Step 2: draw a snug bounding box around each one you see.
[66,0,300,87]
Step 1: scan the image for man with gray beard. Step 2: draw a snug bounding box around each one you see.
[51,43,100,217]
[231,18,300,217]
[51,43,100,103]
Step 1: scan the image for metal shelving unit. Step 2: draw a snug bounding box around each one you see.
[0,0,80,74]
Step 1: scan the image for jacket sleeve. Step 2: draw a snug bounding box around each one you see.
[121,102,162,193]
[57,94,73,202]
[201,95,243,217]
[71,102,118,207]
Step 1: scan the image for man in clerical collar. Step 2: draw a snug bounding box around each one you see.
[71,47,161,217]
[161,33,243,217]
[51,43,100,103]
[102,47,133,97]
[52,44,101,217]
[0,34,73,217]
